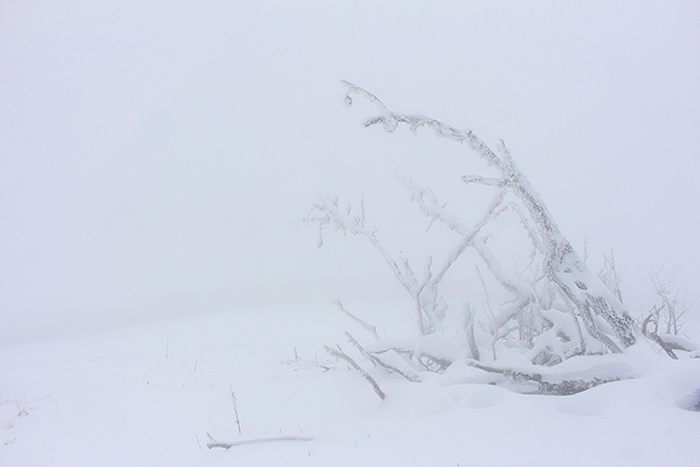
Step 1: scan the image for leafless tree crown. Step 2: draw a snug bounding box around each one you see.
[304,82,692,397]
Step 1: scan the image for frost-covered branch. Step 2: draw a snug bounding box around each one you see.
[344,331,421,382]
[464,304,480,361]
[343,80,508,172]
[642,307,678,359]
[335,300,380,341]
[206,434,314,450]
[650,266,696,336]
[306,81,690,406]
[343,80,637,353]
[462,175,508,188]
[397,175,509,334]
[467,361,623,395]
[324,345,386,400]
[598,250,623,303]
[306,196,417,296]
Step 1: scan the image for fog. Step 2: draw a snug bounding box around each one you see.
[1,1,699,343]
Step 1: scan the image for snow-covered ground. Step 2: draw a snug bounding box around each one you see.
[2,3,699,466]
[2,299,698,466]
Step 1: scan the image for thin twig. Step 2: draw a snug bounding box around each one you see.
[642,310,678,359]
[82,385,105,415]
[230,386,242,436]
[206,435,314,450]
[344,331,420,382]
[324,345,385,400]
[334,300,380,341]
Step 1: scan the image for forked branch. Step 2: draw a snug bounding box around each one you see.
[343,80,637,353]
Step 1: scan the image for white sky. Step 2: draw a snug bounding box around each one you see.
[1,1,699,342]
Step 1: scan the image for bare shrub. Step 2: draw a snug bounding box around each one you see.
[306,82,692,397]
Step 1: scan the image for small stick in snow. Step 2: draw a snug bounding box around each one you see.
[206,434,314,450]
[82,385,105,415]
[324,345,385,400]
[344,331,420,382]
[230,386,242,435]
[72,396,82,417]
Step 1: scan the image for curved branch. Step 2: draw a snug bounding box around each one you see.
[343,80,507,171]
[344,81,638,351]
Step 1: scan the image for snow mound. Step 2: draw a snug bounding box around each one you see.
[1,300,699,467]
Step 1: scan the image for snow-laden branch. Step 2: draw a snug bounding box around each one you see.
[206,434,314,450]
[305,196,418,296]
[306,81,685,404]
[343,80,508,172]
[335,300,380,341]
[343,80,637,352]
[307,185,507,336]
[467,361,624,396]
[462,175,508,188]
[345,331,421,382]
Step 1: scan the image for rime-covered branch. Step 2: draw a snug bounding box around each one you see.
[467,361,623,395]
[397,174,511,334]
[325,345,386,400]
[343,80,638,353]
[343,80,508,172]
[462,175,508,188]
[206,434,314,450]
[399,173,536,339]
[642,307,678,359]
[335,300,380,341]
[306,196,417,296]
[345,331,421,382]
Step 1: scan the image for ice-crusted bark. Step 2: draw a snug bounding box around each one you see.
[342,81,637,352]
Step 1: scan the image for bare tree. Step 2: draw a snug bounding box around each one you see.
[303,82,692,396]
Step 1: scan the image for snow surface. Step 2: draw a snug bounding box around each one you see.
[2,299,699,467]
[2,3,699,465]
